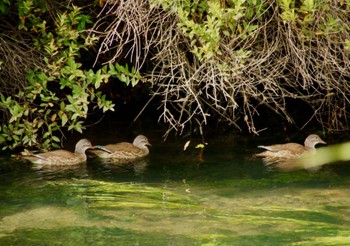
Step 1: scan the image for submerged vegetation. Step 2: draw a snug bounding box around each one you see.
[1,0,350,149]
[1,177,350,244]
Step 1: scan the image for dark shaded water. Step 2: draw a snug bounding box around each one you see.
[0,121,350,245]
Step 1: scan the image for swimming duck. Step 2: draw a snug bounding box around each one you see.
[91,135,151,163]
[21,139,95,166]
[256,134,326,161]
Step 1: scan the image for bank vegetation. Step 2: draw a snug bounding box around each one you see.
[1,0,350,149]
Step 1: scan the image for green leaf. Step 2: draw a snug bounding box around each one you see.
[52,136,60,142]
[52,142,61,148]
[61,113,68,126]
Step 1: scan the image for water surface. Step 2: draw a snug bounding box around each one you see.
[0,127,349,245]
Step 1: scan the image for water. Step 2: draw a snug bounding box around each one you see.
[0,124,349,245]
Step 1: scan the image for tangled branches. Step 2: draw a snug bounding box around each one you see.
[93,0,350,136]
[0,34,45,94]
[0,0,67,95]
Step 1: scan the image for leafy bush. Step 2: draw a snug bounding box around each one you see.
[0,1,140,150]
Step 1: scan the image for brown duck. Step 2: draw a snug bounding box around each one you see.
[21,139,95,166]
[256,134,326,160]
[91,135,151,163]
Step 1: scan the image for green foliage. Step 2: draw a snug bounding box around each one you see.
[278,0,344,38]
[278,0,298,24]
[163,0,263,61]
[155,0,346,62]
[0,0,10,14]
[0,2,141,150]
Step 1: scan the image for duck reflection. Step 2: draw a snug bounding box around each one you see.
[97,158,149,175]
[32,163,89,178]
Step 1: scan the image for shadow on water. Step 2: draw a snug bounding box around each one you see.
[0,122,350,245]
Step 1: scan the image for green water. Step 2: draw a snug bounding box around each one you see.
[0,129,349,245]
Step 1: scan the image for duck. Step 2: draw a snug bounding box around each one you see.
[90,135,151,163]
[256,134,326,161]
[21,139,95,166]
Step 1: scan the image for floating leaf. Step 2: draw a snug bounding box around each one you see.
[183,140,191,151]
